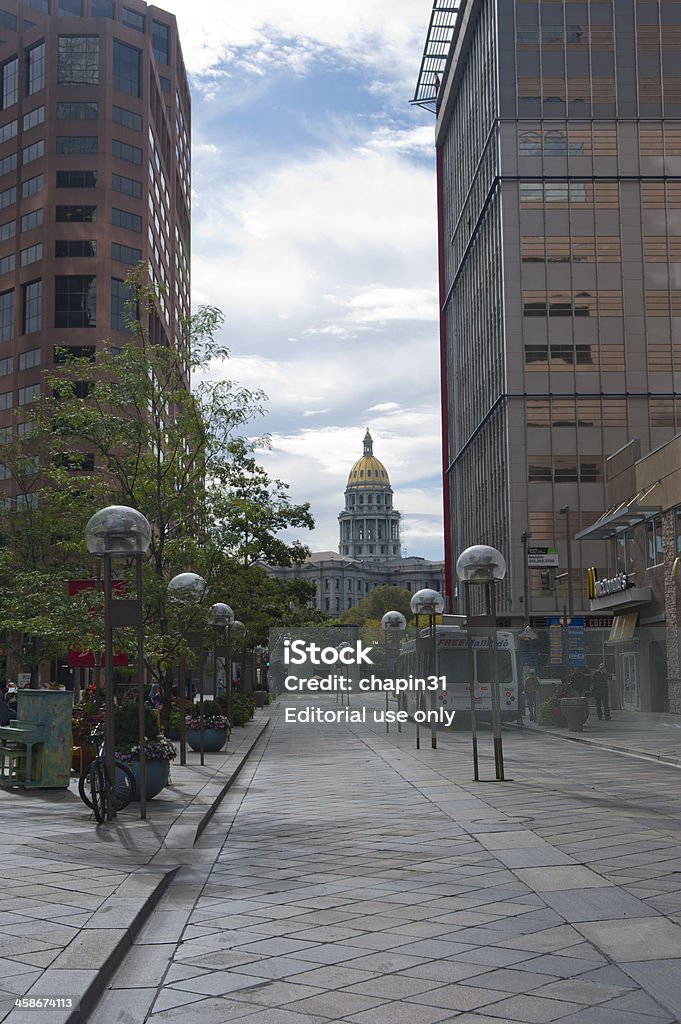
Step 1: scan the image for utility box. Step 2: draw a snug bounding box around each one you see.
[16,690,74,788]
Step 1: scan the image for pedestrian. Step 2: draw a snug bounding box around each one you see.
[523,670,540,722]
[591,663,612,720]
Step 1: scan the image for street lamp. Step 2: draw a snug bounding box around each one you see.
[253,644,266,706]
[168,572,206,766]
[84,505,151,821]
[410,589,445,750]
[456,544,507,782]
[381,611,406,733]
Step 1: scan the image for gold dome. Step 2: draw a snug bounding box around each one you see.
[346,430,391,489]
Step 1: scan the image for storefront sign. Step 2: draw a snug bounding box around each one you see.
[587,568,633,600]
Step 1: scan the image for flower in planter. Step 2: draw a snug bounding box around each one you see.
[115,736,177,763]
[185,699,229,731]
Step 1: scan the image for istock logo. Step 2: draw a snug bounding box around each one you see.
[283,640,374,666]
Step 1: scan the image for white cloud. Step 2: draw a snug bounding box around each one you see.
[163,0,433,93]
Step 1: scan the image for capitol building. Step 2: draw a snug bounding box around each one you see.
[268,431,445,614]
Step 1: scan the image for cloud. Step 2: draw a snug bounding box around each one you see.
[165,0,433,94]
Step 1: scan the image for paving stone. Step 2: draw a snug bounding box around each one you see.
[541,888,658,923]
[481,993,584,1021]
[345,1001,459,1024]
[620,959,681,1016]
[575,918,681,962]
[407,982,511,1011]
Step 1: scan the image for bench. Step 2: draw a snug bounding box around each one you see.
[0,721,47,788]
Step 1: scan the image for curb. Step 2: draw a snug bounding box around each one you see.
[194,718,269,843]
[514,722,681,769]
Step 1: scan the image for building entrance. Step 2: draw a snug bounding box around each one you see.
[620,652,640,711]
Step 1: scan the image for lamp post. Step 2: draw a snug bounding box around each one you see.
[381,611,406,733]
[84,505,151,821]
[521,530,532,628]
[210,602,233,707]
[168,572,206,766]
[410,589,445,750]
[456,544,507,782]
[253,644,266,706]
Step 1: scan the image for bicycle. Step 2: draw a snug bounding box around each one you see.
[77,728,135,823]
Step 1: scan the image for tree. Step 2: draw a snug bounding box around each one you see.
[0,268,319,694]
[339,585,413,627]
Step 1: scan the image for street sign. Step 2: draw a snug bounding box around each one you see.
[547,616,587,668]
[547,619,564,666]
[566,617,587,667]
[528,546,560,567]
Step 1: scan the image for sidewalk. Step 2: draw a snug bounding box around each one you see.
[521,709,681,767]
[0,711,270,1024]
[97,695,681,1024]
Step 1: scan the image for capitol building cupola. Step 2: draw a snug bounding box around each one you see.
[338,430,401,562]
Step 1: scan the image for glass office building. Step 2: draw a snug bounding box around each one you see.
[416,0,681,622]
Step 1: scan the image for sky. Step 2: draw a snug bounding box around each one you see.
[163,0,444,560]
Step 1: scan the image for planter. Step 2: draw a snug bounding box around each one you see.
[186,726,227,753]
[129,758,170,801]
[560,696,590,733]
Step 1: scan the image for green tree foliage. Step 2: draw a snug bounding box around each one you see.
[0,268,319,687]
[339,585,413,627]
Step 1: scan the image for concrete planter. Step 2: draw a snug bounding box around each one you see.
[186,727,227,752]
[130,759,170,801]
[560,696,590,733]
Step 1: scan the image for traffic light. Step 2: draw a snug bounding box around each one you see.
[540,569,554,591]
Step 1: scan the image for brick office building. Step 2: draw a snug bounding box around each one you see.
[0,0,190,480]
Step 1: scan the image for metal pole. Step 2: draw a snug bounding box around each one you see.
[561,505,574,690]
[383,628,389,733]
[464,581,480,781]
[487,581,505,782]
[95,558,103,698]
[136,553,146,820]
[178,654,186,766]
[103,554,116,821]
[415,613,420,750]
[521,530,531,628]
[226,625,232,729]
[430,613,437,749]
[199,644,205,767]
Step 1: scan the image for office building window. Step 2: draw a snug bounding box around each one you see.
[0,185,15,209]
[21,209,43,232]
[22,174,43,198]
[25,0,49,10]
[20,243,42,267]
[91,0,114,16]
[0,289,12,341]
[56,135,98,154]
[0,357,12,376]
[25,42,45,96]
[22,107,44,131]
[19,348,40,371]
[56,204,96,222]
[112,138,142,164]
[55,275,96,327]
[152,21,169,64]
[22,281,41,334]
[57,101,98,120]
[0,153,16,176]
[0,392,11,410]
[18,383,40,405]
[0,11,17,30]
[122,7,144,31]
[112,172,142,198]
[111,277,135,331]
[58,36,99,85]
[0,253,15,276]
[112,242,141,265]
[22,140,44,164]
[56,170,96,188]
[113,40,141,97]
[59,0,83,14]
[0,219,15,242]
[1,57,18,110]
[55,239,96,257]
[159,75,171,94]
[112,207,141,232]
[0,119,17,142]
[112,104,142,131]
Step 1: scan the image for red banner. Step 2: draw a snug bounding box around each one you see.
[67,579,129,668]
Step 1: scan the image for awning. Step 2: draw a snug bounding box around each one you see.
[607,611,638,643]
[575,484,661,540]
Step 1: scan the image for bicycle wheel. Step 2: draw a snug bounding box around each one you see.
[89,760,107,824]
[79,761,134,812]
